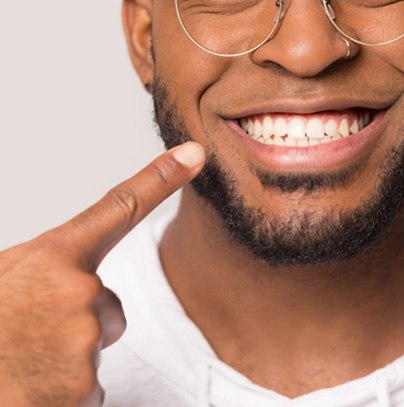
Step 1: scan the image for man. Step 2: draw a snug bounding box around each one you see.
[0,0,403,405]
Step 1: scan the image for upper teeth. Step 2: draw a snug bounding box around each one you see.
[240,112,371,147]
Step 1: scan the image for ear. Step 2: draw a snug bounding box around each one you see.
[122,0,154,93]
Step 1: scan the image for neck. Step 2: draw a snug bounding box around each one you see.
[160,187,404,397]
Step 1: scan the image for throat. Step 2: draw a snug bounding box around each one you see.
[159,189,404,398]
[222,348,392,399]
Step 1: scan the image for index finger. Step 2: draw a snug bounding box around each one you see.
[50,141,205,270]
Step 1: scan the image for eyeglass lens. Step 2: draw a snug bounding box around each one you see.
[176,0,404,56]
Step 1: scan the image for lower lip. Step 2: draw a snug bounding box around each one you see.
[226,110,386,172]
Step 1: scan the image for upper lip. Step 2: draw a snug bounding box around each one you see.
[221,95,394,120]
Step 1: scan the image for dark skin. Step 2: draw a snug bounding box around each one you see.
[0,143,206,405]
[124,0,404,398]
[0,0,402,404]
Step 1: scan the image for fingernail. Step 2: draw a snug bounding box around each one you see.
[172,142,205,169]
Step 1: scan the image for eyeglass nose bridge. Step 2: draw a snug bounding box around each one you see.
[274,0,289,23]
[174,0,333,58]
[273,0,335,26]
[268,0,334,43]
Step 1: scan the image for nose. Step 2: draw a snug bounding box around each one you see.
[250,0,359,78]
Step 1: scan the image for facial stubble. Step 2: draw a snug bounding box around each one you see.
[152,78,403,267]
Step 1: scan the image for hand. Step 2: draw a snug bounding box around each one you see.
[0,142,205,406]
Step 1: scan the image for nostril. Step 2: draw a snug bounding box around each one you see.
[249,3,360,78]
[252,38,353,78]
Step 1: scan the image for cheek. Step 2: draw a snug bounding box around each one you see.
[152,2,230,109]
[370,43,404,74]
[384,98,404,149]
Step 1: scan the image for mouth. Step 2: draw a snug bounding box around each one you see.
[225,105,388,172]
[237,108,375,147]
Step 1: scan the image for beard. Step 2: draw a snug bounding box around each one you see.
[152,77,404,267]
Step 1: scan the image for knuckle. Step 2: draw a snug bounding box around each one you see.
[67,313,102,355]
[106,187,138,226]
[73,368,99,401]
[83,274,104,299]
[150,160,178,189]
[73,273,104,304]
[55,273,103,309]
[82,315,103,347]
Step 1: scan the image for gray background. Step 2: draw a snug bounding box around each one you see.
[0,0,178,249]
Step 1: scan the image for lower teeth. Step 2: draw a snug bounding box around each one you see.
[253,135,344,147]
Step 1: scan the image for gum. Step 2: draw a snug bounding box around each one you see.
[247,108,370,127]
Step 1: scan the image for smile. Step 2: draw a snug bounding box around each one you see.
[238,109,374,147]
[226,104,388,172]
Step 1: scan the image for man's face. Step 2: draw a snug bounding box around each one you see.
[149,0,403,265]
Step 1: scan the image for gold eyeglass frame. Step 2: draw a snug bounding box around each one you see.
[174,0,404,58]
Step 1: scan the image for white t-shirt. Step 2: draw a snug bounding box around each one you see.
[98,215,404,406]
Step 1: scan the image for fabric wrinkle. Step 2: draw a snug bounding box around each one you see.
[98,215,404,407]
[196,362,212,407]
